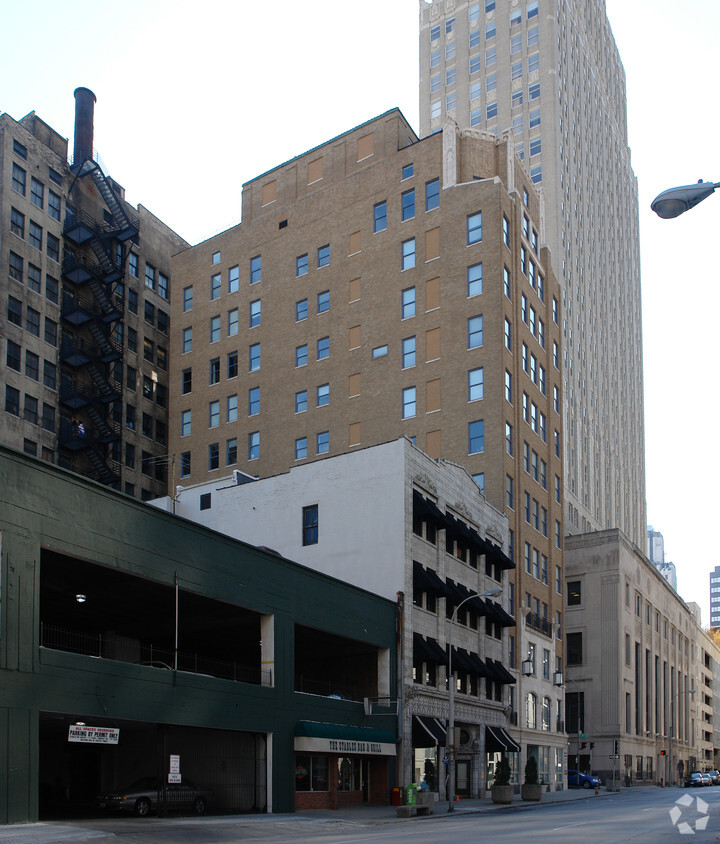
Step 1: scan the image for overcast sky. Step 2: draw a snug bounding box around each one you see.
[2,0,718,621]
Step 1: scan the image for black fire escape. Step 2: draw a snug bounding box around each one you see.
[58,160,139,488]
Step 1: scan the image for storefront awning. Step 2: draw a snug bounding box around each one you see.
[486,725,521,753]
[294,721,396,756]
[414,632,448,666]
[485,658,516,685]
[412,715,447,748]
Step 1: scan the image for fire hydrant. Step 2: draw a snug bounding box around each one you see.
[595,785,599,795]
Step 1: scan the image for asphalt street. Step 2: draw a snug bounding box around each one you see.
[2,786,720,843]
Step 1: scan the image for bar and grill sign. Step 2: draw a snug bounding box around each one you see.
[68,725,120,744]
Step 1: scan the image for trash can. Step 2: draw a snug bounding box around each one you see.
[406,783,418,805]
[391,786,404,806]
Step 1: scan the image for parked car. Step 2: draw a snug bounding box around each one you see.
[708,771,720,785]
[684,772,705,787]
[702,773,713,786]
[97,776,210,816]
[568,770,602,789]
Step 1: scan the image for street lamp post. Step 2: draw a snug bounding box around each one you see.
[669,688,696,786]
[651,180,720,219]
[446,586,502,813]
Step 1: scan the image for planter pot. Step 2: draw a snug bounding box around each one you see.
[491,785,514,804]
[521,783,543,801]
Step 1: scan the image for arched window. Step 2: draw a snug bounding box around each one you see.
[526,691,537,729]
[542,697,551,731]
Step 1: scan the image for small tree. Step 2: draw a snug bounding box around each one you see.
[524,755,538,785]
[494,755,512,786]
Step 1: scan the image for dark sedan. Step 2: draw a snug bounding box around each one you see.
[97,776,210,816]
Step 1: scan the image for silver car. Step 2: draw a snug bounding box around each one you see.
[97,776,210,816]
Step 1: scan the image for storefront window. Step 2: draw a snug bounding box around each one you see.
[415,747,438,791]
[538,746,550,784]
[337,757,361,791]
[295,755,328,791]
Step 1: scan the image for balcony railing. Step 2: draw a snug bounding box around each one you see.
[526,611,553,638]
[40,622,271,686]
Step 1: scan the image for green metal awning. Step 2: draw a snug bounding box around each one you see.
[294,721,396,756]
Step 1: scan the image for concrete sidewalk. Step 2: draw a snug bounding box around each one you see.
[0,786,625,842]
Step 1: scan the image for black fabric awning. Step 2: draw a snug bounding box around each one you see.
[413,490,445,528]
[413,632,447,666]
[486,725,521,753]
[486,658,516,685]
[484,599,516,628]
[486,541,515,571]
[413,715,447,747]
[414,561,453,599]
[445,579,488,614]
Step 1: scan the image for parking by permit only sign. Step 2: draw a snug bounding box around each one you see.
[68,725,120,744]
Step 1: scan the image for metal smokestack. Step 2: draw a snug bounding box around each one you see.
[73,87,96,164]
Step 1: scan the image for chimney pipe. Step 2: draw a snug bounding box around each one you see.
[73,87,96,164]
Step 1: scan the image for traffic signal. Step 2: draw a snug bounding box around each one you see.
[613,739,620,755]
[581,742,587,749]
[590,743,595,750]
[660,750,666,756]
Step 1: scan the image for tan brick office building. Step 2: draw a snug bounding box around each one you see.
[1,90,188,499]
[170,110,567,780]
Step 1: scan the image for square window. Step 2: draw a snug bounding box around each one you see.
[402,386,416,419]
[182,327,192,353]
[401,238,416,270]
[401,189,415,221]
[317,336,329,360]
[182,368,192,394]
[402,287,416,319]
[372,345,388,359]
[250,255,262,284]
[467,211,482,244]
[210,314,221,342]
[297,253,309,276]
[228,265,239,293]
[229,306,240,334]
[402,163,414,180]
[27,307,40,336]
[425,179,440,211]
[6,340,21,371]
[28,264,42,293]
[316,430,329,454]
[44,360,57,390]
[374,201,387,233]
[468,420,484,454]
[295,437,308,460]
[248,431,260,460]
[402,335,416,368]
[317,245,330,267]
[249,387,260,415]
[208,442,219,471]
[468,367,484,401]
[128,253,138,277]
[468,315,483,348]
[209,400,220,428]
[212,251,221,265]
[9,251,23,282]
[296,344,308,367]
[226,438,237,466]
[143,337,155,363]
[211,273,221,300]
[128,289,138,314]
[302,504,319,545]
[181,410,191,437]
[145,264,156,291]
[316,383,330,408]
[12,163,26,195]
[295,390,308,413]
[467,263,483,296]
[227,394,238,423]
[227,351,238,378]
[10,207,24,238]
[249,343,261,371]
[209,357,220,385]
[296,299,308,321]
[317,290,330,313]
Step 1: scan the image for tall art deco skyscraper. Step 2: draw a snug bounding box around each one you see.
[419,0,646,547]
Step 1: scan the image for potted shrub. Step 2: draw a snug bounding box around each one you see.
[521,756,543,801]
[491,755,514,804]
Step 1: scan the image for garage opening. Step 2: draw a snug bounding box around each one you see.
[39,713,266,818]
